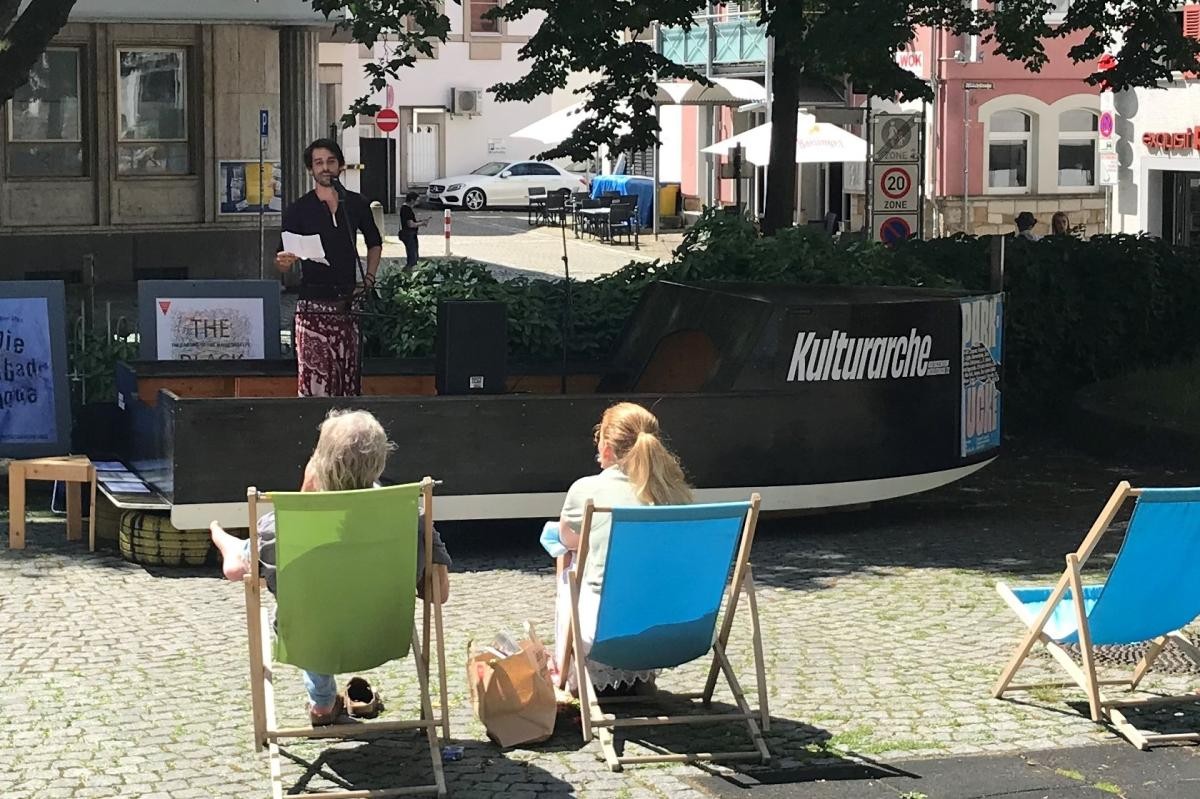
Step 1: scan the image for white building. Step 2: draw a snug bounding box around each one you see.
[1110,81,1200,244]
[319,2,582,203]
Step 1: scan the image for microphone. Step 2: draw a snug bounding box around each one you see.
[330,177,347,197]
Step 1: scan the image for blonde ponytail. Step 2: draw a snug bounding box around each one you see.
[621,431,693,506]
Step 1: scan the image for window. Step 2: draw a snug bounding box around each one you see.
[117,48,189,175]
[507,163,533,176]
[1058,109,1097,189]
[987,110,1031,191]
[529,163,559,176]
[468,0,500,34]
[6,48,84,178]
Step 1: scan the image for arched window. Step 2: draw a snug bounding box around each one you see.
[1057,109,1097,189]
[987,110,1031,191]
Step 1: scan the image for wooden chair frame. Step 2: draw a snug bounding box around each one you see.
[993,480,1200,749]
[244,477,449,798]
[559,495,771,771]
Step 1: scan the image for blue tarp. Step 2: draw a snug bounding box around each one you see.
[590,175,655,227]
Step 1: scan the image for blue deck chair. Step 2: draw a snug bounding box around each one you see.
[243,479,449,798]
[561,495,770,771]
[993,482,1200,749]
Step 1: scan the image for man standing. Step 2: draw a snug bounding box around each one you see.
[1014,211,1041,242]
[398,191,429,270]
[276,139,383,397]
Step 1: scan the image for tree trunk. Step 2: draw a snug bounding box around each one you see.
[762,38,800,236]
[0,0,79,107]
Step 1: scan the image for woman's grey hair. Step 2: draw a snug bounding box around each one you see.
[308,409,396,491]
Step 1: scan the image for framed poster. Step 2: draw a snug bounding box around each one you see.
[0,281,71,457]
[960,293,1004,457]
[218,160,283,215]
[136,281,282,361]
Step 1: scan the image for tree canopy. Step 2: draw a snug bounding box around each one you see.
[0,0,79,107]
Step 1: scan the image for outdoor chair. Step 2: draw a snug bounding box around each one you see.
[527,187,548,226]
[559,497,770,771]
[576,198,604,239]
[993,482,1200,749]
[540,189,569,227]
[243,479,450,797]
[606,204,640,249]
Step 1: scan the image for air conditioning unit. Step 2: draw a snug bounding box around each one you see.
[452,88,481,116]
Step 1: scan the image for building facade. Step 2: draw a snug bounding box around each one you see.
[319,1,584,203]
[1,0,330,284]
[925,4,1104,238]
[1109,7,1200,244]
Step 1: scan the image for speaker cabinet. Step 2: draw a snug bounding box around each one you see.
[435,300,507,395]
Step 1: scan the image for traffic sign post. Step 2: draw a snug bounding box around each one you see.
[869,110,924,244]
[377,108,400,214]
[258,109,268,279]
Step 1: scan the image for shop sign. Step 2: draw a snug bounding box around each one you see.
[1142,127,1200,152]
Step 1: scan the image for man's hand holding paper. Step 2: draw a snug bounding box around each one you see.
[281,232,329,266]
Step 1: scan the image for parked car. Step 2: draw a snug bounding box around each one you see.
[426,161,591,210]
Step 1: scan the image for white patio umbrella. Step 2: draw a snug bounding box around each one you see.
[702,115,868,165]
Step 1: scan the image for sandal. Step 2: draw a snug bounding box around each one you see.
[308,693,345,727]
[344,676,384,719]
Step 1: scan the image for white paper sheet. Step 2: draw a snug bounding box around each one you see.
[281,232,328,265]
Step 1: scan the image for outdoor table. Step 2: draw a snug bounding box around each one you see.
[8,456,97,550]
[578,207,612,240]
[527,196,548,226]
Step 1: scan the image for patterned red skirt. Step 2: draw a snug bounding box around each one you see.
[294,299,361,397]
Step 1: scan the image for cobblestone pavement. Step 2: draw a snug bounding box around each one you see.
[3,437,1200,798]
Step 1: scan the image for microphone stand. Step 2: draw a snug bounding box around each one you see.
[560,212,572,395]
[333,177,370,395]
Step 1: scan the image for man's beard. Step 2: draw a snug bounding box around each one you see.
[314,172,336,186]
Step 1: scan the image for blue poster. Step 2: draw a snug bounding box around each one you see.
[0,297,58,445]
[960,294,1003,457]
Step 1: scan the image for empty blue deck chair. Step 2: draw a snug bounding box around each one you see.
[562,495,770,771]
[993,482,1200,749]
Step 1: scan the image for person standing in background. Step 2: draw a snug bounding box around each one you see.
[398,191,429,270]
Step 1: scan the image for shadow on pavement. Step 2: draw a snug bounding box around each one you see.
[280,733,576,796]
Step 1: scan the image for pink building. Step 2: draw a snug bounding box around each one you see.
[926,9,1105,237]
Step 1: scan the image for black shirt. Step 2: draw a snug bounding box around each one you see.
[399,204,417,239]
[280,189,383,300]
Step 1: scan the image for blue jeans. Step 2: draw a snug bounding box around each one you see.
[304,671,338,709]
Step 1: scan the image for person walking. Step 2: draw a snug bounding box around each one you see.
[275,138,383,397]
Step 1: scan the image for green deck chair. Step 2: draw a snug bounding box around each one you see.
[243,479,449,799]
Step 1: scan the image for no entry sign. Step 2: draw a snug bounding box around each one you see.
[376,108,400,133]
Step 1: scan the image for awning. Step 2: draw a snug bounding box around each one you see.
[510,79,771,144]
[701,115,867,166]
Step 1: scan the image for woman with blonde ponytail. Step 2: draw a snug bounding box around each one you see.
[547,402,693,692]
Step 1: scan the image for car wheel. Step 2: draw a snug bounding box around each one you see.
[463,188,486,211]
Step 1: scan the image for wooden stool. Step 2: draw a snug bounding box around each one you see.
[7,456,97,551]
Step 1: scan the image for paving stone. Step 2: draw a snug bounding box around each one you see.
[4,439,1200,797]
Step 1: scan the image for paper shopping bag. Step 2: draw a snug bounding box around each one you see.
[468,622,557,747]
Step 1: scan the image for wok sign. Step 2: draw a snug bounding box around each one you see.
[872,163,918,212]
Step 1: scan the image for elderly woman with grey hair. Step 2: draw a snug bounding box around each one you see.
[210,409,451,725]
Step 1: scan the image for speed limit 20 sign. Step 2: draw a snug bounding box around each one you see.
[872,163,917,213]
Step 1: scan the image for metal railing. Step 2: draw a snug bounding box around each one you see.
[659,12,767,68]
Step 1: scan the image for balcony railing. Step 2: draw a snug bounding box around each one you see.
[660,15,767,68]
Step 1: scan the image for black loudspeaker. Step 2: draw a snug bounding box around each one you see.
[435,300,507,395]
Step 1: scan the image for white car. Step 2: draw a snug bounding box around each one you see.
[426,161,591,211]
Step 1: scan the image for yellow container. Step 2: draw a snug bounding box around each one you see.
[658,184,680,217]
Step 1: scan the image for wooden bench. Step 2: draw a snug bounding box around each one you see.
[7,456,97,551]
